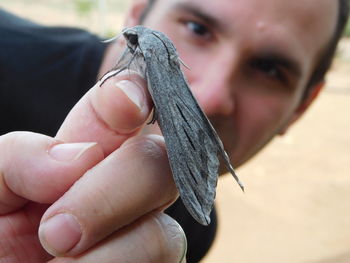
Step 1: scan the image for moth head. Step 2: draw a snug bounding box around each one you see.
[123,29,139,53]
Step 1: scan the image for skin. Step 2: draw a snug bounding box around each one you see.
[115,0,337,167]
[0,0,338,262]
[0,74,185,262]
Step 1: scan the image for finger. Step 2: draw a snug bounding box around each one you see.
[0,132,104,214]
[0,203,52,263]
[39,135,178,257]
[56,70,153,155]
[49,213,187,263]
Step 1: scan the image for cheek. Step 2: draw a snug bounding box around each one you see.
[248,95,291,126]
[246,95,295,138]
[232,92,297,164]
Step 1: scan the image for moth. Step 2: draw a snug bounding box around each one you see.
[100,25,244,225]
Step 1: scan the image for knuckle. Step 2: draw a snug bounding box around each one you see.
[121,135,178,203]
[127,134,167,160]
[143,213,186,263]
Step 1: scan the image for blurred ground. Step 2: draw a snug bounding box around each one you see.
[203,50,350,263]
[1,1,350,262]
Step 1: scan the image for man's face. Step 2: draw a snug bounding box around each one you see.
[126,0,337,168]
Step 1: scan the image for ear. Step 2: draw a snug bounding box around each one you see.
[278,81,325,135]
[124,0,149,27]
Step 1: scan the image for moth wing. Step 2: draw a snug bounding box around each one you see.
[145,64,221,225]
[168,94,221,226]
[141,32,243,225]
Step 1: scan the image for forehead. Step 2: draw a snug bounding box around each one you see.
[153,0,338,39]
[152,0,338,76]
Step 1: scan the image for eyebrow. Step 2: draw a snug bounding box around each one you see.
[172,2,228,34]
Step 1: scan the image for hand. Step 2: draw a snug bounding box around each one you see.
[0,71,187,263]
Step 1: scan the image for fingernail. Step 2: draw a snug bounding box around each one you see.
[116,80,144,109]
[39,213,82,256]
[49,142,97,161]
[157,214,187,263]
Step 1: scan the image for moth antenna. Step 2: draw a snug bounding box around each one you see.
[102,31,123,43]
[98,67,126,86]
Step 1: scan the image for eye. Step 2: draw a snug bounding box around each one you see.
[126,33,138,46]
[251,59,287,83]
[185,21,211,38]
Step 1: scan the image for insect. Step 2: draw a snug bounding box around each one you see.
[100,25,244,225]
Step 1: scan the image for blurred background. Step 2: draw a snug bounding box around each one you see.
[1,0,349,262]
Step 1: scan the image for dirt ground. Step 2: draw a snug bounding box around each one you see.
[2,2,350,262]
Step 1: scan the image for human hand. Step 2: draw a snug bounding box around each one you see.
[0,71,186,262]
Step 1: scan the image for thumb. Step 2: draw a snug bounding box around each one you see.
[56,71,153,155]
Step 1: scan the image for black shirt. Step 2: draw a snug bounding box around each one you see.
[0,8,105,136]
[0,9,217,262]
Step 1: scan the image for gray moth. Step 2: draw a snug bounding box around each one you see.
[100,25,244,226]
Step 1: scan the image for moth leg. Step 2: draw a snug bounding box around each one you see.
[99,67,127,87]
[99,48,142,87]
[147,108,158,125]
[127,50,147,77]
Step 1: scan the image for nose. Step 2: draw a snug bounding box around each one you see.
[190,59,236,116]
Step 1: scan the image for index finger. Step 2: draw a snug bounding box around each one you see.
[56,70,153,155]
[39,135,179,257]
